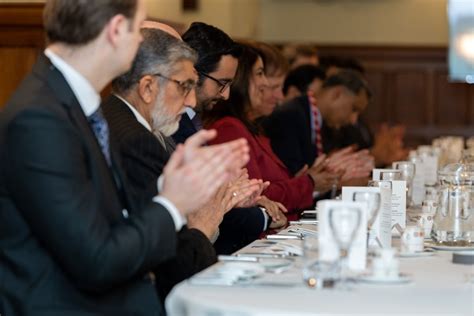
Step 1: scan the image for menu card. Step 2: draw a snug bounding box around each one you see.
[317,200,367,271]
[342,186,392,248]
[372,169,407,235]
[411,158,426,206]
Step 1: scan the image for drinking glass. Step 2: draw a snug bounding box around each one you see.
[352,192,381,249]
[461,149,474,164]
[302,235,337,289]
[380,170,402,181]
[393,161,416,207]
[328,206,362,286]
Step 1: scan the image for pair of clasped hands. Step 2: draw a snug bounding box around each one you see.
[160,129,287,239]
[295,92,375,194]
[296,146,375,194]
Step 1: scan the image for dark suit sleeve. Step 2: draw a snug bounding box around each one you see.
[154,227,217,299]
[5,109,177,292]
[115,132,167,208]
[263,106,307,175]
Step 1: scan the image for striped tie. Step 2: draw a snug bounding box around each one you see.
[310,98,323,157]
[88,107,111,166]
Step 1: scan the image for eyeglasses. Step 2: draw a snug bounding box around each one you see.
[151,73,196,97]
[198,72,233,93]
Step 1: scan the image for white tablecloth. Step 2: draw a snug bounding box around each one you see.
[166,235,474,316]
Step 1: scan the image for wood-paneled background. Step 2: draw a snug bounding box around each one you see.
[317,46,474,146]
[1,3,473,146]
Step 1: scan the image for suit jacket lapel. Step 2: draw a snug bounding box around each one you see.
[300,95,313,146]
[39,55,131,214]
[39,54,111,170]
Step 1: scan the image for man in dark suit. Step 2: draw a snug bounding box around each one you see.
[0,2,249,315]
[173,22,273,254]
[263,65,327,175]
[263,68,370,174]
[103,25,262,299]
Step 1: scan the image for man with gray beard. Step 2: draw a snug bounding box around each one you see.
[102,25,262,300]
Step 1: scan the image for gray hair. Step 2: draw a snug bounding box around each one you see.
[112,27,197,94]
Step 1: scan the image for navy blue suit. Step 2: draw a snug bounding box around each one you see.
[0,55,174,316]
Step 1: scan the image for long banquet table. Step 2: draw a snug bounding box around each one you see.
[166,226,474,316]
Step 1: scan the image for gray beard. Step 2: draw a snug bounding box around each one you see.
[150,94,181,137]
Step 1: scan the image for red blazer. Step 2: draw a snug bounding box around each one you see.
[208,116,314,216]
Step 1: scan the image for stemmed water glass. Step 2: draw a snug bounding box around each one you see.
[328,206,362,287]
[352,191,381,249]
[393,161,416,207]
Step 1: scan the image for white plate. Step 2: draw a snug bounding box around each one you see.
[258,258,293,270]
[216,262,265,279]
[425,242,474,251]
[398,250,435,258]
[356,273,412,285]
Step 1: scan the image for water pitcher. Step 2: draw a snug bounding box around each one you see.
[431,163,474,246]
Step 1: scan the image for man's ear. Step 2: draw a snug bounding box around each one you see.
[105,14,127,48]
[286,86,301,99]
[138,75,158,104]
[329,86,343,101]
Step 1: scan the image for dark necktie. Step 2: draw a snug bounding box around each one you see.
[191,114,203,131]
[88,107,111,166]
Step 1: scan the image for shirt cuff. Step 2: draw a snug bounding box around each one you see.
[157,175,164,192]
[210,228,220,244]
[260,207,270,230]
[152,196,187,231]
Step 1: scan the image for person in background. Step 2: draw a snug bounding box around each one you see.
[173,22,288,254]
[103,25,265,300]
[0,1,249,315]
[282,64,327,103]
[251,41,289,109]
[320,55,408,166]
[203,44,338,219]
[263,67,374,188]
[282,44,319,69]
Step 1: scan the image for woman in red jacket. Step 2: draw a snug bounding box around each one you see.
[203,44,334,219]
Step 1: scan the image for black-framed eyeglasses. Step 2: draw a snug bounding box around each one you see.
[198,72,233,93]
[151,73,196,97]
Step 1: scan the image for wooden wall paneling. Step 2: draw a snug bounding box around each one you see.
[469,86,474,125]
[425,69,435,126]
[0,47,40,105]
[361,70,385,125]
[434,71,470,126]
[315,45,474,145]
[391,71,427,126]
[0,3,45,108]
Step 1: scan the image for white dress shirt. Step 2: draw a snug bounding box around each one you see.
[44,49,185,231]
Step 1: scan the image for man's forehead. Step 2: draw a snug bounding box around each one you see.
[209,54,238,76]
[171,60,199,80]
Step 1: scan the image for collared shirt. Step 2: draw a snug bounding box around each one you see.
[44,49,185,231]
[115,94,152,132]
[113,94,167,148]
[185,106,196,120]
[113,94,186,228]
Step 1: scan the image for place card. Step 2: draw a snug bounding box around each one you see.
[373,169,407,235]
[317,200,367,271]
[342,186,392,248]
[411,158,426,206]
